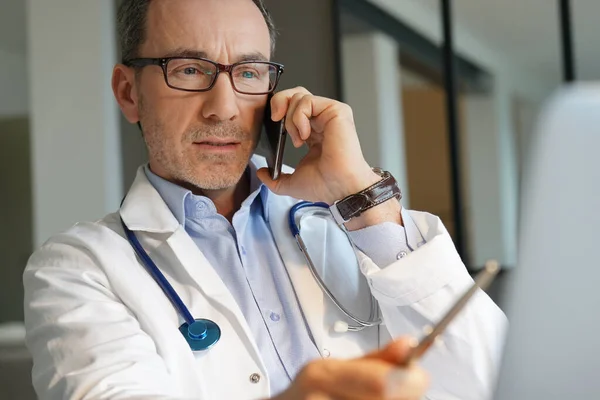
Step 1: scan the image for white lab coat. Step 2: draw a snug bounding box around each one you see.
[24,158,507,400]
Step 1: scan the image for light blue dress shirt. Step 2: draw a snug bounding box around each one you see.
[144,159,425,396]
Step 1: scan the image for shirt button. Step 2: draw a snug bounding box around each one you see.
[249,373,261,384]
[240,246,247,256]
[322,348,331,358]
[269,312,281,322]
[396,251,408,260]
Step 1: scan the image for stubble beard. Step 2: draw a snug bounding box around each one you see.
[139,102,258,191]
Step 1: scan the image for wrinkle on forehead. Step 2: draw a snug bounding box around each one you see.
[143,0,271,61]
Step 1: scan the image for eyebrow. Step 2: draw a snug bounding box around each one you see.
[162,48,270,63]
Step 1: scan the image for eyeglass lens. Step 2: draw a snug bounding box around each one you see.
[165,58,278,93]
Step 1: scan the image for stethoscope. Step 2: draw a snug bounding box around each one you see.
[120,201,381,352]
[120,217,221,351]
[289,201,381,333]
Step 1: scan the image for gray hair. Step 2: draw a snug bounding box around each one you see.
[117,0,277,62]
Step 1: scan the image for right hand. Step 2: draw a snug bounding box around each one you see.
[272,337,429,400]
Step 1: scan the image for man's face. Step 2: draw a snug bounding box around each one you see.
[135,0,271,190]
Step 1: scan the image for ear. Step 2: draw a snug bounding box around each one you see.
[112,64,140,124]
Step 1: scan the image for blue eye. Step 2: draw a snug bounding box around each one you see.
[183,67,198,75]
[241,71,257,79]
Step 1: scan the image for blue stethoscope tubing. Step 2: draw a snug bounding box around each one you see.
[119,200,380,352]
[120,217,221,351]
[289,201,381,332]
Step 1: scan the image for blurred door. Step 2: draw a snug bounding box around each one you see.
[402,86,464,241]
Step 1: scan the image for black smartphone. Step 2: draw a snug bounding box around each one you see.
[263,93,287,180]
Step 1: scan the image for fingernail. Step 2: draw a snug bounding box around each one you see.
[385,369,423,399]
[385,369,408,399]
[407,335,419,348]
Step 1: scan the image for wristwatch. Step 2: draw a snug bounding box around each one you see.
[329,167,402,226]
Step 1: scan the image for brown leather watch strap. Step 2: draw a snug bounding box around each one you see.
[330,168,402,224]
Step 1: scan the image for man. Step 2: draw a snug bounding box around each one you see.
[23,0,507,399]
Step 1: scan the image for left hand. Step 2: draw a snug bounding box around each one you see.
[256,87,381,205]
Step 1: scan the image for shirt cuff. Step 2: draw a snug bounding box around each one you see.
[347,209,426,267]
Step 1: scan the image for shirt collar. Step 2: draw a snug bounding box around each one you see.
[143,165,190,226]
[248,157,272,221]
[143,156,271,226]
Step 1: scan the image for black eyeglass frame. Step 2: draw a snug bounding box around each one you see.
[123,57,285,95]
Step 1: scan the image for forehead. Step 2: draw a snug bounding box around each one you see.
[143,0,271,60]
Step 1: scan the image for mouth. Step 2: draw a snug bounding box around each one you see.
[194,139,241,151]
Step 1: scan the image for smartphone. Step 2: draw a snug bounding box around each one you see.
[402,260,501,365]
[263,93,287,180]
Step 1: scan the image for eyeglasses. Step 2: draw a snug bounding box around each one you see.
[124,57,284,95]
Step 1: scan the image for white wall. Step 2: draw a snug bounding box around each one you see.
[0,0,28,116]
[0,49,28,117]
[513,97,542,191]
[341,33,410,206]
[27,0,123,246]
[462,95,507,267]
[494,79,519,267]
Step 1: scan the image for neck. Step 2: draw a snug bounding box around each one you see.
[198,173,250,222]
[148,164,251,223]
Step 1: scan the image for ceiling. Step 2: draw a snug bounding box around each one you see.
[1,0,599,82]
[414,0,600,84]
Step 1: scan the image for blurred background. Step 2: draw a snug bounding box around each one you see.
[1,0,597,398]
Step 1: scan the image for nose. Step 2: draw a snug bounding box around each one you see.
[200,73,239,122]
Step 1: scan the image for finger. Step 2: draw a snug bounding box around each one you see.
[363,337,418,365]
[306,394,333,400]
[255,168,293,195]
[285,92,309,148]
[271,86,312,121]
[385,367,429,400]
[322,359,398,400]
[291,95,314,141]
[296,358,427,400]
[274,90,354,141]
[291,95,354,136]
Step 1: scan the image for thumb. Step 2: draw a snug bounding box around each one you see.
[256,167,293,196]
[362,336,418,365]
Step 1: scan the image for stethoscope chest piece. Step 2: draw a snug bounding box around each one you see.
[179,318,221,351]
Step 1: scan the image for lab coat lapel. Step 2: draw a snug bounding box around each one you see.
[165,228,242,315]
[120,167,265,371]
[165,228,266,369]
[266,194,327,354]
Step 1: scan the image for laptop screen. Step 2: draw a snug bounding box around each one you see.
[493,85,600,399]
